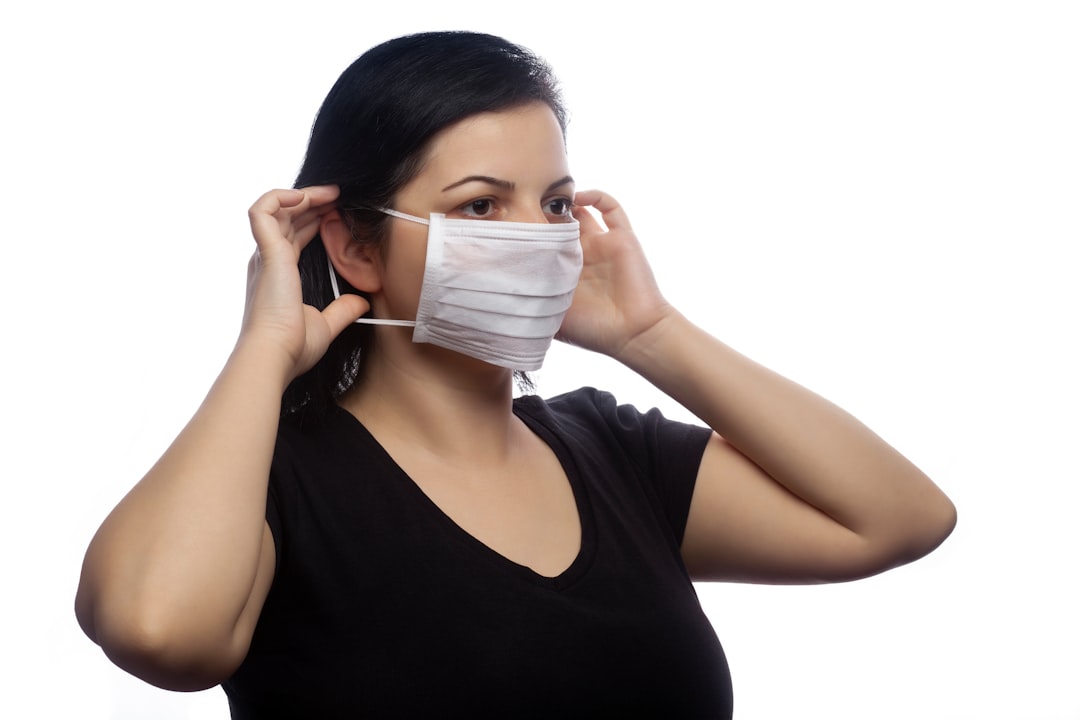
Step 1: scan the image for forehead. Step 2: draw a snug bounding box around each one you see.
[416,103,569,183]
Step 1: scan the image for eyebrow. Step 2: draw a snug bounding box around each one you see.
[441,175,575,193]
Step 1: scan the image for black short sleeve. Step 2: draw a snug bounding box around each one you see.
[520,387,713,545]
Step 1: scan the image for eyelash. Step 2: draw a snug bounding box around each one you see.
[458,197,575,219]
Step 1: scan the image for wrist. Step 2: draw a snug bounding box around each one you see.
[230,332,301,394]
[613,306,691,373]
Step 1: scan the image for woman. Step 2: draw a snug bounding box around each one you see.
[75,31,956,718]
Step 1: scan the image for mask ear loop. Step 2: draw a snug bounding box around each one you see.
[378,207,430,225]
[325,255,417,327]
[323,205,427,326]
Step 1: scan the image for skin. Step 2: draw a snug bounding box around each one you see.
[74,102,956,691]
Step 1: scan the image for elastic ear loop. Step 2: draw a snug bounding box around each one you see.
[325,207,429,326]
[379,207,430,225]
[326,255,416,327]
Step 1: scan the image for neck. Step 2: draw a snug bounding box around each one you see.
[339,337,523,463]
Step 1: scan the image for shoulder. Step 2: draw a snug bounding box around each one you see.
[515,386,611,422]
[273,404,357,462]
[516,386,711,468]
[515,386,653,427]
[521,386,707,438]
[514,386,639,442]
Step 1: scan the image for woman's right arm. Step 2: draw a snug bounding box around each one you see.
[74,187,367,691]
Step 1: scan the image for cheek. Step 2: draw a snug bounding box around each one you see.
[380,225,429,316]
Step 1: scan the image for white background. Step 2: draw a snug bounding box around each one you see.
[2,1,1077,718]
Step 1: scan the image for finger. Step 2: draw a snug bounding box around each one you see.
[296,184,340,208]
[574,189,633,232]
[248,187,336,259]
[278,186,341,241]
[249,185,338,227]
[288,209,331,251]
[321,294,370,339]
[289,200,340,232]
[287,219,323,256]
[248,189,306,257]
[571,201,607,236]
[276,185,340,214]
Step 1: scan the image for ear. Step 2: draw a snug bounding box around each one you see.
[320,210,382,294]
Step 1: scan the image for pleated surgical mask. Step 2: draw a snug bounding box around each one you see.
[328,208,582,371]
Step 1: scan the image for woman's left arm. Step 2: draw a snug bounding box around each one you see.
[566,191,956,584]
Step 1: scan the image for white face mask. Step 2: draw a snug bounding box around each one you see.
[327,208,582,371]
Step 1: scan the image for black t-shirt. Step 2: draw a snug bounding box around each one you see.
[224,387,733,718]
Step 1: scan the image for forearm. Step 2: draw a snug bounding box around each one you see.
[618,310,955,550]
[76,335,291,678]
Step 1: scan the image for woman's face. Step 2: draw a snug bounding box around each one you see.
[373,101,575,324]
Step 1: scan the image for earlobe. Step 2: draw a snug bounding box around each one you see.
[320,211,383,294]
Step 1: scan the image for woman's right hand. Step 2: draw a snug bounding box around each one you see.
[74,187,364,690]
[242,186,369,381]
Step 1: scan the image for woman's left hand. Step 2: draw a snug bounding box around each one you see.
[557,190,677,360]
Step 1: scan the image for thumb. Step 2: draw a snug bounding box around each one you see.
[322,294,371,340]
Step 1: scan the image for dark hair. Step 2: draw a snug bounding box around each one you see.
[282,31,566,418]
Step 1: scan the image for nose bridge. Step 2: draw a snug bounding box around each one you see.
[506,199,548,224]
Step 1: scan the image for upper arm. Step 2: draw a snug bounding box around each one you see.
[681,434,878,584]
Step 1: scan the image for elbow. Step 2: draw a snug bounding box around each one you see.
[905,489,957,562]
[103,616,243,691]
[863,485,958,578]
[820,478,958,584]
[100,621,239,692]
[901,474,957,556]
[76,588,244,692]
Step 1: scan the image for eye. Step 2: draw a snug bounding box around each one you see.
[460,198,496,217]
[544,197,574,219]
